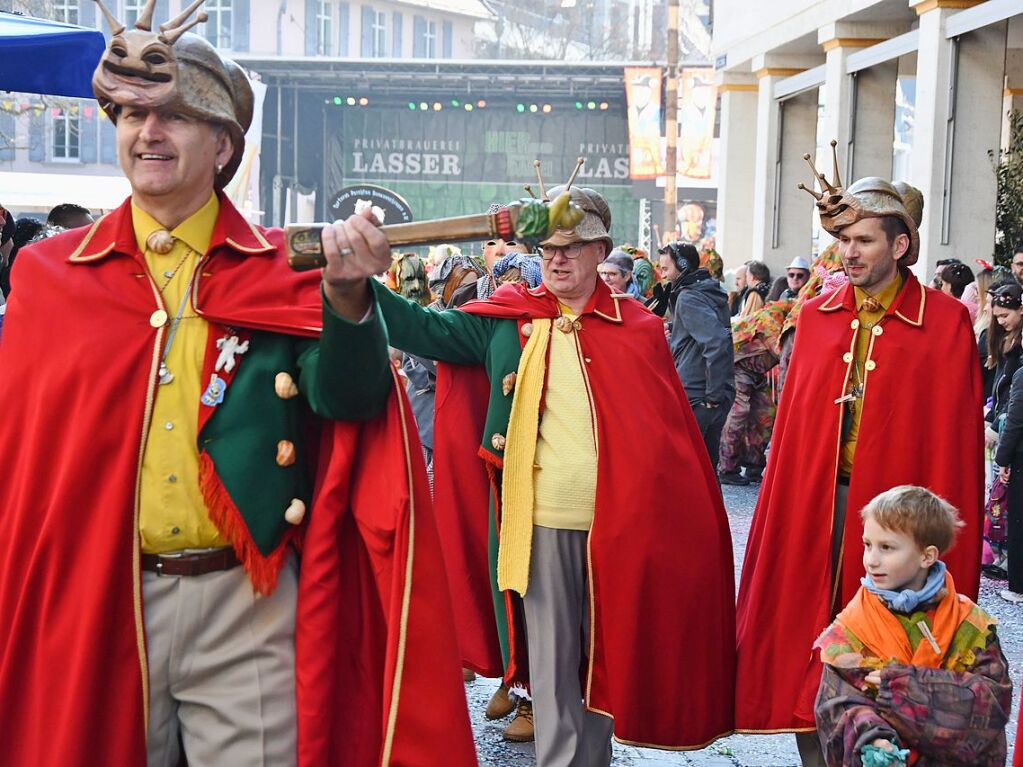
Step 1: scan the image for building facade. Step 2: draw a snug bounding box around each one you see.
[712,0,1023,279]
[1,0,492,211]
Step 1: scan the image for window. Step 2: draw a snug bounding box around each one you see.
[423,19,436,58]
[123,0,144,28]
[371,10,386,57]
[317,0,333,56]
[52,110,80,161]
[202,0,233,49]
[54,0,79,25]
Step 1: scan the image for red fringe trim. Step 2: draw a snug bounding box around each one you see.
[477,446,504,471]
[198,450,298,595]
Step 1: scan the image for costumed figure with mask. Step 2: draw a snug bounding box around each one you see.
[719,297,796,485]
[0,3,475,764]
[733,146,983,767]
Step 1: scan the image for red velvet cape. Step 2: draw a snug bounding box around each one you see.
[296,366,477,767]
[436,281,737,748]
[431,363,505,677]
[0,197,473,766]
[734,271,984,732]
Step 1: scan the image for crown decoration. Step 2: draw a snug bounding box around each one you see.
[513,157,587,239]
[797,138,922,266]
[798,140,863,234]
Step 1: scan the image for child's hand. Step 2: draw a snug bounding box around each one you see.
[865,670,882,686]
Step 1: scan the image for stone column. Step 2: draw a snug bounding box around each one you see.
[817,27,889,168]
[749,55,823,273]
[909,0,1004,278]
[1002,49,1023,152]
[716,74,759,268]
[849,58,899,181]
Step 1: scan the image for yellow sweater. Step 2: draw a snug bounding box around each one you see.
[532,309,598,531]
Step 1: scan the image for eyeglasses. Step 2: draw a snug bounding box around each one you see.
[540,243,586,260]
[787,272,807,279]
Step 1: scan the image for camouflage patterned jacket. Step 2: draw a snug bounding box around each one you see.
[814,602,1012,766]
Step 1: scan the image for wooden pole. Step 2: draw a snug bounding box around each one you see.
[663,0,680,246]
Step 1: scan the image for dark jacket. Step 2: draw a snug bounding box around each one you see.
[988,344,1022,425]
[995,364,1023,466]
[668,270,735,407]
[403,353,437,451]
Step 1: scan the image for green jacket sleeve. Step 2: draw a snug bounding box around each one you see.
[297,288,393,422]
[372,279,491,365]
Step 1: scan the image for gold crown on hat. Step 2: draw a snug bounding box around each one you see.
[798,139,921,266]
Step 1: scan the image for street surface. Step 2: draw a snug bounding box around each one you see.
[468,482,1022,766]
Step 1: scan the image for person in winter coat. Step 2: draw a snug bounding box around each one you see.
[985,283,1023,451]
[994,363,1023,604]
[657,240,735,467]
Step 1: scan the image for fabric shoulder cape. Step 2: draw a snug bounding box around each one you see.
[434,281,737,749]
[734,271,983,732]
[0,197,475,767]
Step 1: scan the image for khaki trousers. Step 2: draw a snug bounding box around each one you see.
[522,526,614,767]
[142,554,298,767]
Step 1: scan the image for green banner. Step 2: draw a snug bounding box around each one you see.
[325,106,640,246]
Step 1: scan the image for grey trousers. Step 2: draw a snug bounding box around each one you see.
[143,554,298,767]
[523,526,614,767]
[796,483,850,767]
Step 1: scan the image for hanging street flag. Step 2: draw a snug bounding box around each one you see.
[677,68,717,181]
[624,66,663,180]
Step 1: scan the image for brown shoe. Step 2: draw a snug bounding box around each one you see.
[485,683,515,720]
[502,700,534,742]
[462,667,476,683]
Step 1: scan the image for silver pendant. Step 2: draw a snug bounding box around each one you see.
[158,362,174,385]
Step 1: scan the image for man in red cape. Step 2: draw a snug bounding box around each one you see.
[330,184,737,765]
[733,169,983,766]
[0,4,474,764]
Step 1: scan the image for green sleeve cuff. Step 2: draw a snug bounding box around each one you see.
[298,283,393,422]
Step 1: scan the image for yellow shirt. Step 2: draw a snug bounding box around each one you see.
[838,274,902,478]
[532,308,598,531]
[135,195,225,553]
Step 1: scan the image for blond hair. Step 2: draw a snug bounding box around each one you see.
[860,485,964,554]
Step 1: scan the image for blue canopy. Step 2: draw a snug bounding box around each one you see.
[0,12,104,99]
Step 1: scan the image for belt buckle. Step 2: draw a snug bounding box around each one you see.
[155,557,165,576]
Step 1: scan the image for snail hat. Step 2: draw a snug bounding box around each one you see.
[799,140,923,267]
[91,0,254,189]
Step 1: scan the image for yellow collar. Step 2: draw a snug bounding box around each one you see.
[854,272,902,313]
[132,193,220,256]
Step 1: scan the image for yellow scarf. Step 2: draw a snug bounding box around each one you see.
[497,317,553,595]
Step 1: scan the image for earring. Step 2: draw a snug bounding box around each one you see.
[216,163,223,175]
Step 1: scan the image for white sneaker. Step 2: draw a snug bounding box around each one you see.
[999,589,1023,604]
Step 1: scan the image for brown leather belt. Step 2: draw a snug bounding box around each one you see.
[141,548,241,576]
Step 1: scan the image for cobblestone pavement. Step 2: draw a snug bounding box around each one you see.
[469,482,1022,766]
